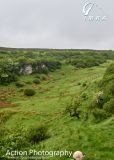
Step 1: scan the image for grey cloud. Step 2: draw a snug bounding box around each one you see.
[0,0,114,49]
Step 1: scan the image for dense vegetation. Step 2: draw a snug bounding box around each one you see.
[0,49,114,84]
[86,63,114,122]
[0,48,114,160]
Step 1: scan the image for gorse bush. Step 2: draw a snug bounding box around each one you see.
[0,125,30,159]
[33,60,61,74]
[82,82,87,87]
[28,124,50,144]
[100,63,114,89]
[33,78,41,84]
[34,74,41,79]
[15,82,25,87]
[92,108,107,122]
[81,92,88,100]
[103,98,114,115]
[24,89,36,96]
[70,58,106,69]
[89,91,108,122]
[77,82,81,85]
[0,124,49,158]
[65,98,81,119]
[41,75,47,80]
[41,67,49,74]
[90,91,104,110]
[90,63,114,122]
[25,81,32,84]
[0,59,19,84]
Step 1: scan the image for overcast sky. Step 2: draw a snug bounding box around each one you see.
[0,0,114,49]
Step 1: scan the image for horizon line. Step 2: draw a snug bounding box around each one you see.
[0,47,113,51]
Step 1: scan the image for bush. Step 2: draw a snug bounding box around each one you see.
[81,92,88,100]
[25,81,32,84]
[77,82,81,85]
[41,75,47,81]
[0,125,29,158]
[100,63,114,89]
[24,89,36,96]
[103,98,114,115]
[65,98,81,118]
[33,79,41,84]
[0,74,18,85]
[89,91,104,111]
[71,58,105,69]
[91,63,114,122]
[28,124,49,144]
[34,74,41,79]
[42,67,49,74]
[15,82,25,87]
[104,82,114,96]
[92,108,107,122]
[18,88,24,92]
[82,82,87,87]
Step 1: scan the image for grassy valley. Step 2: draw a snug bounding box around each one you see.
[0,48,114,160]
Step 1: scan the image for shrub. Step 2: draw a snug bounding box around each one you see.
[25,81,32,84]
[41,75,47,81]
[34,74,41,79]
[71,58,106,69]
[82,82,87,87]
[91,63,114,122]
[28,124,49,144]
[15,82,25,87]
[24,89,36,96]
[0,125,9,139]
[33,79,41,84]
[0,125,29,157]
[0,59,19,84]
[18,88,24,92]
[90,91,104,110]
[77,82,81,85]
[103,98,114,115]
[65,98,81,118]
[42,67,49,74]
[92,108,107,122]
[104,82,114,96]
[81,92,88,100]
[0,73,18,85]
[99,63,114,89]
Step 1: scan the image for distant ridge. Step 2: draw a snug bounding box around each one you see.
[0,47,112,52]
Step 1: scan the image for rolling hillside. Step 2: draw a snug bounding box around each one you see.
[0,49,114,160]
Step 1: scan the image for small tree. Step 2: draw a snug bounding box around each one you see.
[65,98,81,119]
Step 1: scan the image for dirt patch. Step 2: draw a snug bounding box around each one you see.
[0,102,17,108]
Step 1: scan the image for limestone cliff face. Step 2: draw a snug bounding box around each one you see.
[19,62,59,75]
[19,64,46,75]
[20,65,33,75]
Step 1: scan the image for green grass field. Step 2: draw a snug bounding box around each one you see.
[0,61,114,160]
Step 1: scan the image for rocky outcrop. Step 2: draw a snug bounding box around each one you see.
[20,65,33,75]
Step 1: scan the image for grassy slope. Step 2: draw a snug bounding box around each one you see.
[0,61,114,160]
